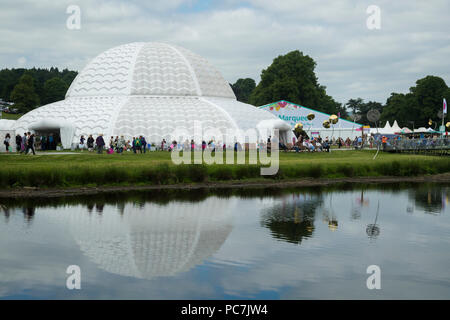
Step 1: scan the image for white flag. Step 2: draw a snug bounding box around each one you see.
[444,98,447,115]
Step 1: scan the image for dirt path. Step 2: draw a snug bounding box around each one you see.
[1,173,450,199]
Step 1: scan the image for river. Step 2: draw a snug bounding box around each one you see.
[0,183,449,299]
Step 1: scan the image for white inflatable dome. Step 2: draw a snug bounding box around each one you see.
[13,42,290,148]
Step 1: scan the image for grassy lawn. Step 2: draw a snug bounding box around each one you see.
[0,150,449,188]
[0,149,444,167]
[0,112,22,120]
[0,149,441,168]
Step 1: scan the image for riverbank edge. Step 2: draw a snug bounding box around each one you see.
[1,173,450,199]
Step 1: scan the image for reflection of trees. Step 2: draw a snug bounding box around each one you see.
[23,207,35,223]
[261,193,323,245]
[409,185,447,214]
[0,204,10,223]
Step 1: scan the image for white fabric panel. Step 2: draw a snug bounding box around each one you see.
[174,45,235,98]
[204,97,281,131]
[114,96,238,143]
[14,96,127,145]
[130,43,197,96]
[66,42,144,97]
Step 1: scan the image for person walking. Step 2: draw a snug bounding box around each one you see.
[41,135,47,151]
[134,137,142,153]
[96,134,105,154]
[48,134,54,150]
[117,135,125,154]
[26,133,36,155]
[109,136,115,153]
[382,136,387,151]
[3,133,11,153]
[79,135,86,151]
[87,135,94,152]
[132,137,137,153]
[21,132,27,153]
[140,136,147,153]
[15,134,21,152]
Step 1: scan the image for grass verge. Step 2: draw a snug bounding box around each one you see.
[1,150,449,188]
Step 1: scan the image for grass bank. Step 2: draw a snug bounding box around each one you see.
[0,150,449,188]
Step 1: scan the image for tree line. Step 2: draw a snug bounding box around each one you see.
[231,50,450,128]
[0,67,77,113]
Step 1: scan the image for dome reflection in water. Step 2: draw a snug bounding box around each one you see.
[58,197,234,279]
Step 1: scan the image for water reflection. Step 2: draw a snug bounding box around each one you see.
[64,198,233,279]
[366,201,381,239]
[351,190,370,220]
[1,183,450,299]
[23,207,35,223]
[409,185,449,214]
[261,192,323,244]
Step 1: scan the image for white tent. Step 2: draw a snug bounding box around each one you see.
[401,127,412,134]
[414,127,428,133]
[375,121,394,135]
[391,120,402,133]
[13,42,294,149]
[0,119,16,152]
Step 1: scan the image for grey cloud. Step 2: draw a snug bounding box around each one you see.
[0,0,448,105]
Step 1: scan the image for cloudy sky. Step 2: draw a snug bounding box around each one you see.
[0,0,449,105]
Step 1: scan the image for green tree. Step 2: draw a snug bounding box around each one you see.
[43,77,68,104]
[0,67,77,104]
[411,76,448,126]
[231,78,256,103]
[380,93,417,128]
[380,76,449,128]
[250,51,319,107]
[345,98,383,125]
[10,74,40,113]
[249,50,343,115]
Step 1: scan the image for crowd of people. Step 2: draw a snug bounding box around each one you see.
[4,133,59,154]
[4,130,448,155]
[75,135,249,154]
[78,134,150,154]
[277,135,376,153]
[3,132,39,155]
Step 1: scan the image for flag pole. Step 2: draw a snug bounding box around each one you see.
[443,98,447,133]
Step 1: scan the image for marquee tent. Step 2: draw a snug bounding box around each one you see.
[259,100,364,140]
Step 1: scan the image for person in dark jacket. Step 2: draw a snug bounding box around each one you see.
[26,132,36,155]
[41,135,47,151]
[3,133,11,153]
[15,134,21,152]
[87,135,94,152]
[96,134,105,154]
[140,136,147,154]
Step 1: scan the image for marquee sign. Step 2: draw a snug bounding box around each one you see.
[259,100,363,129]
